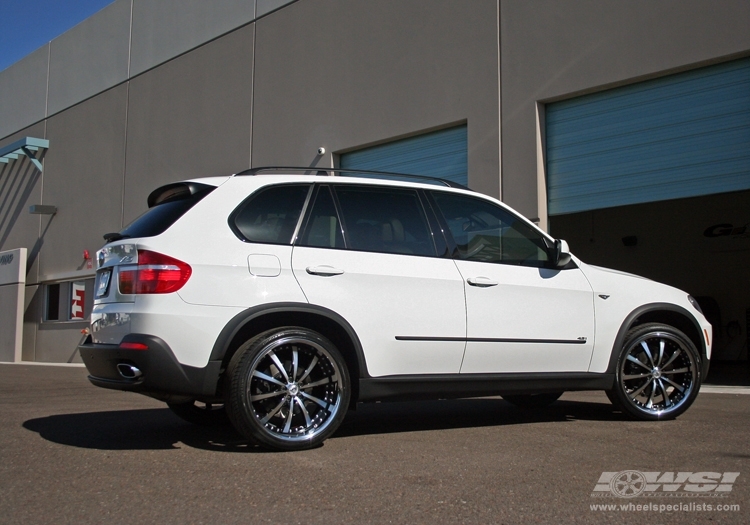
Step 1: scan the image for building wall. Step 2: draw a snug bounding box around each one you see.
[251,0,500,197]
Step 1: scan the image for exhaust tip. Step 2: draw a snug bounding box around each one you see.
[117,363,142,379]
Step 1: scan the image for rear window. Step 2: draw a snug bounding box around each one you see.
[117,183,215,240]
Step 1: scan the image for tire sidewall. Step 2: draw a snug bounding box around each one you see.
[612,323,702,420]
[226,327,351,451]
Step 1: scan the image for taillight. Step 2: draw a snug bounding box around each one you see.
[118,250,192,294]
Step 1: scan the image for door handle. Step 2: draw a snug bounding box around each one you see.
[466,276,498,287]
[306,265,345,277]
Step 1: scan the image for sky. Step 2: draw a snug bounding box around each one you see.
[0,0,116,72]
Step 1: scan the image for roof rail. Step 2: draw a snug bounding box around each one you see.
[235,166,468,189]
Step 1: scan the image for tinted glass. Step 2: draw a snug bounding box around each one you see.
[431,192,550,267]
[231,184,310,244]
[297,186,344,249]
[335,186,435,256]
[119,185,215,239]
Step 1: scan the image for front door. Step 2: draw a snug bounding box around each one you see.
[430,191,595,373]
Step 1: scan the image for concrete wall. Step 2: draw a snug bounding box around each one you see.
[252,0,500,197]
[501,0,750,220]
[0,0,297,141]
[124,24,255,224]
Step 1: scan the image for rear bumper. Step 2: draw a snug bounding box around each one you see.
[78,334,222,400]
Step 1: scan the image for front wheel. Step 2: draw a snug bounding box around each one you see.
[607,323,701,420]
[226,327,350,451]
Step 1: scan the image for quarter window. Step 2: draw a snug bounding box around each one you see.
[431,192,550,267]
[230,184,311,244]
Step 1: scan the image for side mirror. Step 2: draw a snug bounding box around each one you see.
[552,239,572,268]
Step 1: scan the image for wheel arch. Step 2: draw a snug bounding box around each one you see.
[605,303,708,377]
[209,302,368,402]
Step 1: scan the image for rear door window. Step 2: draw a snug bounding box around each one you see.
[333,185,436,257]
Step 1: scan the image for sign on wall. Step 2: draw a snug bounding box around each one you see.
[70,281,86,320]
[0,247,26,286]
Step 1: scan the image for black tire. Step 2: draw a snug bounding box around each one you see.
[607,323,701,420]
[167,400,230,426]
[226,327,351,451]
[502,392,563,409]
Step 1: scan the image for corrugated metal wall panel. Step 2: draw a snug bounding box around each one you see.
[340,125,468,186]
[546,58,750,215]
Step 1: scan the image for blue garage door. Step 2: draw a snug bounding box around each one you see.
[340,125,468,187]
[546,58,750,215]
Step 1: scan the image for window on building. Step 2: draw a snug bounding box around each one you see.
[44,279,95,322]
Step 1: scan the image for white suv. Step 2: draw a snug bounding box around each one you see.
[79,168,712,451]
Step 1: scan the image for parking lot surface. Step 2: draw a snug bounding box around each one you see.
[0,363,748,524]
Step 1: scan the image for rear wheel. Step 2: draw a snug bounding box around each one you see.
[167,400,229,426]
[607,323,701,420]
[226,327,350,451]
[502,392,563,409]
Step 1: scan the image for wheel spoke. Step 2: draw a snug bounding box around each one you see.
[292,347,299,381]
[297,355,319,384]
[626,355,651,370]
[630,378,651,398]
[250,390,286,401]
[300,391,330,409]
[301,377,331,389]
[283,397,295,433]
[645,379,657,408]
[662,376,686,393]
[252,370,286,387]
[269,351,290,383]
[640,341,656,367]
[662,367,689,375]
[661,349,682,369]
[294,396,312,427]
[657,339,665,368]
[260,397,287,424]
[623,372,651,380]
[658,379,671,407]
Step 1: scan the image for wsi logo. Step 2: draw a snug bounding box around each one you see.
[592,471,740,498]
[0,253,14,266]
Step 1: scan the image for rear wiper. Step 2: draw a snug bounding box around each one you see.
[103,232,129,243]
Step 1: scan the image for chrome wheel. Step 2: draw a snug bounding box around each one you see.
[611,323,700,420]
[227,328,350,450]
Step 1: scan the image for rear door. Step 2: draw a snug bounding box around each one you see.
[291,184,466,377]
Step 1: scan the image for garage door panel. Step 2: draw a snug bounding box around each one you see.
[547,58,750,215]
[340,125,468,187]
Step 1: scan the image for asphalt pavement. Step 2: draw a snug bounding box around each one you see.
[1,363,748,524]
